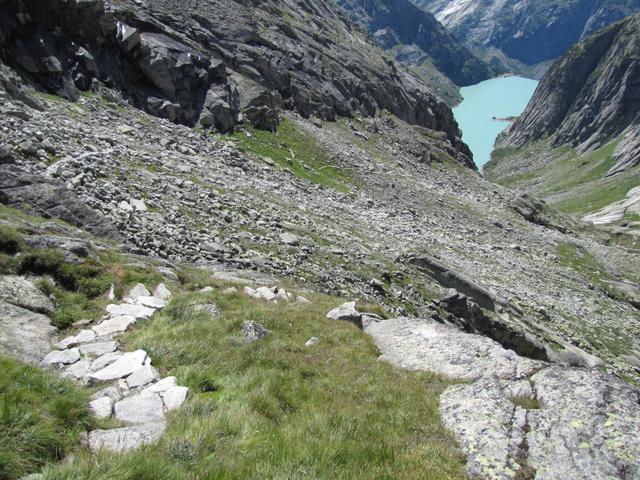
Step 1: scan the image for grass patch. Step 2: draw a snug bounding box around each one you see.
[0,355,93,480]
[0,226,23,255]
[45,288,466,479]
[509,395,540,410]
[231,119,352,193]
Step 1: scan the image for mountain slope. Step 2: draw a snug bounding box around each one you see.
[486,14,640,227]
[414,0,640,71]
[335,0,495,103]
[0,0,469,158]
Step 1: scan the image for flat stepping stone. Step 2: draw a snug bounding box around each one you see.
[88,350,147,383]
[61,359,91,380]
[106,304,155,319]
[114,393,165,424]
[42,348,80,366]
[92,315,136,336]
[56,329,97,349]
[143,376,177,394]
[88,421,166,453]
[89,396,114,419]
[126,364,159,389]
[89,352,123,372]
[161,386,189,411]
[79,341,118,357]
[137,296,167,309]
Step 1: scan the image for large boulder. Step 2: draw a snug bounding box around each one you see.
[0,300,56,364]
[0,275,54,314]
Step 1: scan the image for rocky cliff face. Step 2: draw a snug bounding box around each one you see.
[0,0,470,157]
[335,0,495,92]
[497,14,640,175]
[414,0,640,69]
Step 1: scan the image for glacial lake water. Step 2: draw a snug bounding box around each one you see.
[453,76,539,169]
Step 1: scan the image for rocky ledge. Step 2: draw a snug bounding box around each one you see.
[365,316,640,480]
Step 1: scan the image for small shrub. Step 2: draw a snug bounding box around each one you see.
[19,249,113,298]
[0,226,22,255]
[37,279,103,329]
[18,248,66,280]
[0,254,17,275]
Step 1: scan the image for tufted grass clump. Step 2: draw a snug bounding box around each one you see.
[0,355,93,480]
[0,226,23,255]
[44,285,466,479]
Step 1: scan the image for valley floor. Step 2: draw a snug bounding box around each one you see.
[1,87,639,479]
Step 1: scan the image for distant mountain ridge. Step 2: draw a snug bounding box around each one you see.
[413,0,640,71]
[497,13,640,175]
[335,0,495,103]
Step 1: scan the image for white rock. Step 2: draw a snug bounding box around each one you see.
[118,200,133,212]
[93,315,137,336]
[297,295,312,304]
[89,396,114,419]
[42,348,81,366]
[75,329,97,343]
[89,350,147,383]
[61,359,91,380]
[88,421,166,453]
[106,303,155,319]
[126,283,151,302]
[326,301,362,327]
[222,287,238,295]
[279,232,299,246]
[305,337,320,347]
[55,329,97,350]
[114,393,165,424]
[142,376,177,394]
[108,283,116,301]
[130,199,147,212]
[161,386,189,411]
[153,283,172,300]
[79,341,118,357]
[91,386,122,402]
[56,335,79,350]
[255,286,277,302]
[200,286,214,293]
[89,352,123,372]
[126,365,159,389]
[243,286,256,296]
[137,296,167,309]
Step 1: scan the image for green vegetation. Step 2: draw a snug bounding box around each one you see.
[0,225,165,328]
[488,135,640,217]
[509,395,540,410]
[45,281,466,479]
[230,119,353,193]
[0,356,93,480]
[554,241,634,302]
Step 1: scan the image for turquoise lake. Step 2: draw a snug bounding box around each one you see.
[453,76,539,169]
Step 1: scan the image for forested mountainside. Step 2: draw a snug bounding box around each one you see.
[413,0,640,73]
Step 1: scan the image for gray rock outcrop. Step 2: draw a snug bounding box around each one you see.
[365,316,640,480]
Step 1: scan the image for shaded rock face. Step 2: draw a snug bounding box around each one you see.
[0,0,469,154]
[498,14,640,174]
[0,164,120,240]
[414,0,640,66]
[335,0,495,86]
